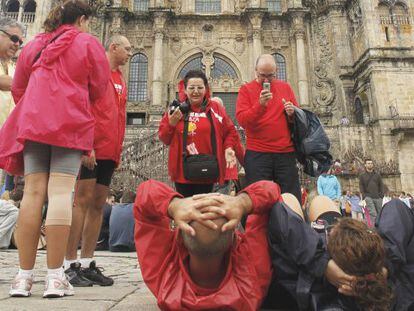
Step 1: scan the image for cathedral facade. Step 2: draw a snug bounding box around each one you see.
[2,0,414,192]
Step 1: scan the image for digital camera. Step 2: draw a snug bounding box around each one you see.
[169,99,190,115]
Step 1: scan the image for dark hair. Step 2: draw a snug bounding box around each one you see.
[9,188,23,202]
[365,158,373,163]
[328,218,393,311]
[121,190,136,204]
[183,70,208,88]
[43,0,92,32]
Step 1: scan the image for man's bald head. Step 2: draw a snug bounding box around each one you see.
[181,217,233,257]
[105,35,132,67]
[255,54,277,82]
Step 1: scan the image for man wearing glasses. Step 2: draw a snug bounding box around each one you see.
[0,18,24,92]
[0,18,24,194]
[236,54,301,203]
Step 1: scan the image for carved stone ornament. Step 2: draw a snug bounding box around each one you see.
[170,36,182,54]
[234,35,245,55]
[312,17,336,115]
[201,49,215,79]
[347,0,362,35]
[234,0,247,13]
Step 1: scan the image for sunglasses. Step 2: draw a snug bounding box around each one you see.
[0,29,23,46]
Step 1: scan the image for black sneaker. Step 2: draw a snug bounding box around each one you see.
[82,261,114,286]
[65,262,93,287]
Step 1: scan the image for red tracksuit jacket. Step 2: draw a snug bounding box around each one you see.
[134,179,281,311]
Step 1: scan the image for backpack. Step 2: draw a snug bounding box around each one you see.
[290,107,333,177]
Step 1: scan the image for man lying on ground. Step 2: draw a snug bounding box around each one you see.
[267,194,413,311]
[133,179,280,310]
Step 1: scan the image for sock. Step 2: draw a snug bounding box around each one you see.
[80,257,93,268]
[64,259,78,270]
[47,267,64,278]
[18,268,34,279]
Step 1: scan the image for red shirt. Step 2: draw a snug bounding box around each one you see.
[236,80,299,153]
[134,180,281,311]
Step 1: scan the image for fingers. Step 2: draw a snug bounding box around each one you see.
[193,192,221,200]
[199,206,226,216]
[192,197,224,210]
[198,219,219,230]
[176,221,196,236]
[338,284,355,296]
[222,218,239,232]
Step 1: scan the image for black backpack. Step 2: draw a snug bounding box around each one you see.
[290,107,333,177]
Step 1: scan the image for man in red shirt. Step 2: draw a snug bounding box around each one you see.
[134,179,280,310]
[64,35,132,286]
[236,54,301,202]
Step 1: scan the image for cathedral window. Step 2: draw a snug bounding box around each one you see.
[267,0,281,13]
[5,0,19,20]
[211,56,238,79]
[378,2,411,25]
[22,0,36,23]
[133,0,149,12]
[354,98,364,124]
[178,55,204,78]
[128,53,148,102]
[195,0,221,14]
[272,53,286,81]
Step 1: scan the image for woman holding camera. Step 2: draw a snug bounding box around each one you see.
[159,70,238,197]
[0,0,109,298]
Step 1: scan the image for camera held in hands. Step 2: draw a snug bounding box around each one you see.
[169,99,190,115]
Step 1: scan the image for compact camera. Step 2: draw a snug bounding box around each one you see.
[169,99,190,115]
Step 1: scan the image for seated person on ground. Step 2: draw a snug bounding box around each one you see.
[109,190,136,252]
[376,198,414,311]
[0,188,22,248]
[134,179,280,310]
[268,194,393,311]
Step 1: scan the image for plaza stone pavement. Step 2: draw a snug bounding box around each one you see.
[0,250,159,310]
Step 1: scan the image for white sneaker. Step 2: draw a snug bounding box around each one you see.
[43,274,74,298]
[9,274,33,297]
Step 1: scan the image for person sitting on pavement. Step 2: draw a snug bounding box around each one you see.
[134,179,280,310]
[109,190,136,252]
[0,188,23,248]
[267,194,394,311]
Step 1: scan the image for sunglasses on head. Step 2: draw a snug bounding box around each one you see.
[0,29,23,46]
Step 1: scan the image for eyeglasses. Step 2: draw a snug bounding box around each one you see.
[257,72,276,79]
[0,29,23,46]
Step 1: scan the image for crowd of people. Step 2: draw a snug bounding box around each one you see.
[0,0,413,310]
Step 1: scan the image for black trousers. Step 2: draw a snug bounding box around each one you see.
[244,150,301,203]
[174,183,214,198]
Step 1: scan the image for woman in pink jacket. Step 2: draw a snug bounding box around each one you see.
[0,0,110,298]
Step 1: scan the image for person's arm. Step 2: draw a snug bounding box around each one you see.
[317,177,324,195]
[11,45,31,104]
[158,112,177,146]
[86,37,110,102]
[336,178,341,200]
[235,85,266,129]
[133,180,181,295]
[359,175,366,198]
[0,75,12,91]
[284,84,300,123]
[376,199,413,277]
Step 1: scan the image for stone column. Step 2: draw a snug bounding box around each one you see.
[152,30,164,107]
[292,12,309,107]
[18,4,24,22]
[247,10,264,70]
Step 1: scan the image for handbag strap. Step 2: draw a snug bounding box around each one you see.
[182,109,217,158]
[32,32,65,65]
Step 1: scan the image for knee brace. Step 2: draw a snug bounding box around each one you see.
[45,173,77,226]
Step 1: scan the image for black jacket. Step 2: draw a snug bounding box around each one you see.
[359,171,384,199]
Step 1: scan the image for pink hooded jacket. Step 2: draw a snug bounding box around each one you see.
[0,25,110,175]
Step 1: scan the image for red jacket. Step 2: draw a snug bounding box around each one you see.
[134,179,281,311]
[0,25,109,175]
[158,98,238,184]
[236,80,299,153]
[93,70,127,164]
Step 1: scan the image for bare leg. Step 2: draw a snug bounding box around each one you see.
[80,184,110,258]
[65,179,96,260]
[15,173,48,270]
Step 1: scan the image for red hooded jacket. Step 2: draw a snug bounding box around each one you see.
[158,93,238,184]
[134,179,281,311]
[0,25,109,175]
[92,70,127,164]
